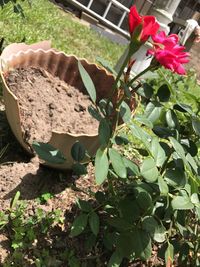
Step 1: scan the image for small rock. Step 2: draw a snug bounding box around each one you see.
[74,103,86,112]
[67,91,72,97]
[49,103,56,110]
[56,87,60,93]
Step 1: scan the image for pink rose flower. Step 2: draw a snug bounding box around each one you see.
[129,6,160,42]
[148,31,190,75]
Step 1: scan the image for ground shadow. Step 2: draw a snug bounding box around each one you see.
[3,165,74,201]
[0,108,30,164]
[0,106,75,201]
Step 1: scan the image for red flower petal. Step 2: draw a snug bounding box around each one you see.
[128,5,159,41]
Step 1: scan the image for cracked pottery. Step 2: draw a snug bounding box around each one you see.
[0,41,115,169]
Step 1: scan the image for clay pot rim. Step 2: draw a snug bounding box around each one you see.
[0,48,115,138]
[1,48,114,79]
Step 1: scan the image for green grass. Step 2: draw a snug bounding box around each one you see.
[0,0,125,65]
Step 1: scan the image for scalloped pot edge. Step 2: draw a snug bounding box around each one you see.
[0,42,115,169]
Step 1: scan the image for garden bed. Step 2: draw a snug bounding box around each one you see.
[0,101,164,266]
[0,101,98,264]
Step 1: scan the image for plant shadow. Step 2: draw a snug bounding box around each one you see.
[0,108,30,164]
[0,106,75,202]
[3,165,74,201]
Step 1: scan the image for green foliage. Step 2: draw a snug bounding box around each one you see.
[2,2,200,265]
[0,0,124,64]
[68,65,200,266]
[32,141,66,164]
[1,192,66,266]
[70,213,88,237]
[37,192,54,204]
[78,61,96,103]
[71,141,86,162]
[95,148,109,185]
[0,0,30,17]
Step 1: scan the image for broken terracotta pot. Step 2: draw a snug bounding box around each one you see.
[0,41,115,169]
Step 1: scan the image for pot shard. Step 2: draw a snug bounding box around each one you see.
[0,43,115,169]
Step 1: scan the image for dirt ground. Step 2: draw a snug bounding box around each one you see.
[0,98,100,264]
[0,101,165,266]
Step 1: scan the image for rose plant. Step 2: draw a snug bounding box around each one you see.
[34,6,200,266]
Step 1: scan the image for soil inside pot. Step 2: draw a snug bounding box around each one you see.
[5,67,99,144]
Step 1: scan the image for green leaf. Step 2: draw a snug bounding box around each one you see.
[181,139,198,157]
[164,168,186,188]
[119,101,132,123]
[103,232,118,250]
[153,126,174,138]
[169,137,187,163]
[71,142,86,162]
[186,153,198,174]
[98,119,111,147]
[108,251,122,267]
[137,83,153,99]
[72,163,87,175]
[32,142,66,164]
[10,191,20,210]
[154,226,167,243]
[196,207,200,219]
[116,232,134,258]
[191,193,199,205]
[145,101,162,123]
[99,99,113,116]
[174,103,193,114]
[157,84,171,102]
[95,148,109,185]
[130,123,151,150]
[96,57,117,75]
[142,216,158,234]
[95,191,106,203]
[135,114,153,128]
[109,148,127,179]
[107,217,132,230]
[160,142,172,156]
[117,229,151,260]
[78,61,96,103]
[142,216,166,243]
[114,135,129,145]
[77,199,92,212]
[88,105,102,121]
[89,212,99,236]
[140,158,158,182]
[192,117,200,136]
[165,110,179,129]
[39,192,53,204]
[119,198,140,222]
[158,176,169,195]
[171,196,194,210]
[150,137,166,167]
[135,187,153,214]
[165,243,174,266]
[84,234,96,252]
[123,157,140,176]
[70,213,88,237]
